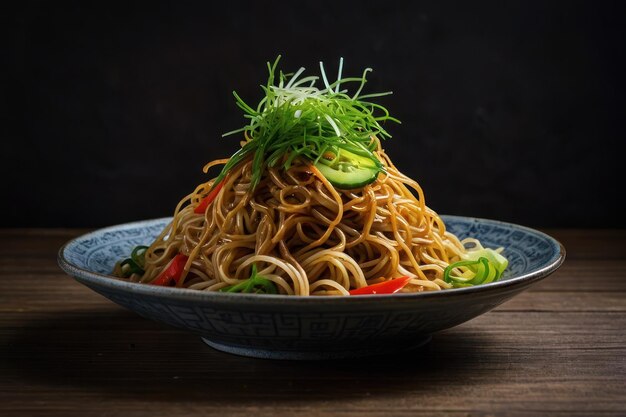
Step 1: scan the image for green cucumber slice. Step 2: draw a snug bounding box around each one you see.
[315,148,380,189]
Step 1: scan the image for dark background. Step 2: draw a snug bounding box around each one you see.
[3,1,624,228]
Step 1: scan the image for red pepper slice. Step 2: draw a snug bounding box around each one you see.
[194,179,226,214]
[349,276,411,295]
[151,254,189,286]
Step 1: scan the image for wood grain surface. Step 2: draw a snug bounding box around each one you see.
[1,228,625,417]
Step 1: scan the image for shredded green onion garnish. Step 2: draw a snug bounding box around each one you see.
[213,55,401,190]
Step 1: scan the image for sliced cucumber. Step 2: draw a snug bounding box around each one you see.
[314,148,380,189]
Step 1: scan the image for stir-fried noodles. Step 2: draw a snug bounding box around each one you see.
[114,57,507,295]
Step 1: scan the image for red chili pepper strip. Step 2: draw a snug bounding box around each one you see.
[151,254,189,286]
[194,179,226,214]
[349,276,411,295]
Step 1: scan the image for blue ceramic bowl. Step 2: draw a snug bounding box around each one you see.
[58,215,565,360]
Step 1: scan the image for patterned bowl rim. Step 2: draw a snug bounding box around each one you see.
[57,215,566,306]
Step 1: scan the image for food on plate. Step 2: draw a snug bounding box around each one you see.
[113,56,508,295]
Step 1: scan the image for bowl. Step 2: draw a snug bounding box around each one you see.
[58,215,565,360]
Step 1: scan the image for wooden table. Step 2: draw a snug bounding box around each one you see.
[1,228,625,417]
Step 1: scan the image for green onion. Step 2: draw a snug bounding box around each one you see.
[443,248,508,288]
[220,264,278,294]
[131,245,148,268]
[119,259,142,277]
[119,245,149,277]
[214,55,401,191]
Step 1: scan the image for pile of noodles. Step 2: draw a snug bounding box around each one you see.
[119,137,486,296]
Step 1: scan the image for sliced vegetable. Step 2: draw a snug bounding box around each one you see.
[349,276,411,295]
[194,178,226,214]
[151,254,189,286]
[118,245,149,277]
[130,245,148,267]
[315,148,379,189]
[443,248,508,288]
[220,264,278,294]
[471,248,508,276]
[119,258,143,277]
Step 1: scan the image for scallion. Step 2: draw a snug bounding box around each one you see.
[443,248,508,288]
[213,55,400,191]
[220,264,278,294]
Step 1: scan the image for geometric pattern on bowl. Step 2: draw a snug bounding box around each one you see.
[58,215,565,359]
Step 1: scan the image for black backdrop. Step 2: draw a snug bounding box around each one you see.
[4,1,624,228]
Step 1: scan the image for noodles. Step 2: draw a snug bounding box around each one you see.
[115,138,493,295]
[113,56,508,294]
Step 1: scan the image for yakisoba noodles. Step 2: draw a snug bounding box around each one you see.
[114,57,508,295]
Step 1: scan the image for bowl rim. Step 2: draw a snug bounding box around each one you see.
[57,215,566,305]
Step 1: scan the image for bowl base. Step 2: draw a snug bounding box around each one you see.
[201,335,433,360]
